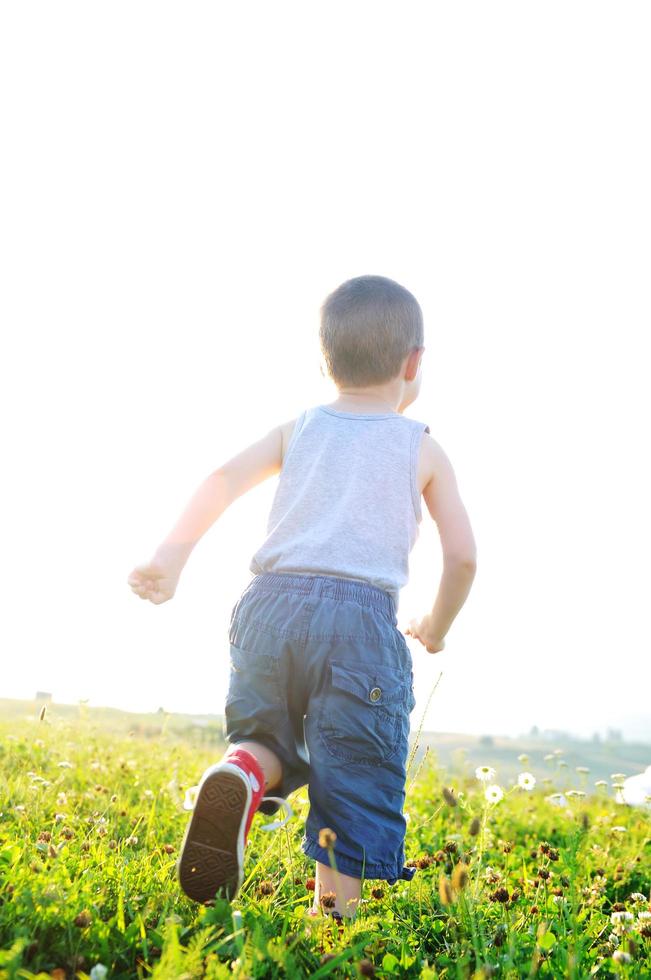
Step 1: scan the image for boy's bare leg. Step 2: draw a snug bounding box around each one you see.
[224,740,282,791]
[313,860,361,918]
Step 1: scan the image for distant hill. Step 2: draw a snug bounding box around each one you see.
[1,697,647,788]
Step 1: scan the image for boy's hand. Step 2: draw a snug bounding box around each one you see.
[127,559,180,605]
[404,614,446,654]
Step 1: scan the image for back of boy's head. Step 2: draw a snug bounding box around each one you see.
[319,275,424,387]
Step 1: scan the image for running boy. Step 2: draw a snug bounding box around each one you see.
[127,274,477,918]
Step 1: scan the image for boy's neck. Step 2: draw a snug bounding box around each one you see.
[329,386,402,415]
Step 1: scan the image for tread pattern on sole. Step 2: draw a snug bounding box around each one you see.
[178,771,248,904]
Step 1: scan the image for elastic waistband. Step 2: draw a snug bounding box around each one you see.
[248,571,395,618]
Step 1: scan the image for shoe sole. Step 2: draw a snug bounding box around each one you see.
[177,763,251,904]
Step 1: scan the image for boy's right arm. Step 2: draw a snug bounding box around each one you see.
[406,435,477,653]
[127,418,297,604]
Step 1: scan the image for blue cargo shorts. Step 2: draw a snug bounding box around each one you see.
[224,570,418,884]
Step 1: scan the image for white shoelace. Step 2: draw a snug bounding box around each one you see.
[182,785,293,831]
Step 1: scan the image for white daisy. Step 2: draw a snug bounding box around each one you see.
[484,784,503,804]
[517,772,536,790]
[475,765,496,782]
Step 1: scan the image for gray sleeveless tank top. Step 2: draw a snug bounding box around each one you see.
[249,405,430,613]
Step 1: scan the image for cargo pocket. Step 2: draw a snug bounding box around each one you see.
[317,660,411,766]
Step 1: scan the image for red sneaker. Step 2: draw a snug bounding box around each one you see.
[177,748,291,904]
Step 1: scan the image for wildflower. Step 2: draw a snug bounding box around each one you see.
[370,886,385,899]
[469,816,481,836]
[543,753,555,761]
[54,813,66,823]
[475,765,496,782]
[517,753,529,763]
[56,793,67,806]
[319,828,337,848]
[258,880,274,896]
[611,826,627,834]
[59,827,74,840]
[320,890,336,909]
[553,749,564,755]
[442,786,457,806]
[124,835,138,846]
[451,862,469,892]
[90,966,108,980]
[162,843,175,854]
[576,766,590,773]
[565,790,585,798]
[57,761,73,769]
[518,772,536,790]
[594,779,608,787]
[305,877,315,891]
[37,830,52,842]
[612,950,632,964]
[539,841,551,854]
[638,910,651,920]
[493,924,507,947]
[629,893,647,903]
[484,784,503,804]
[74,910,92,928]
[143,789,154,799]
[546,793,569,807]
[489,887,510,903]
[548,848,559,861]
[610,773,627,781]
[611,911,634,924]
[438,875,453,905]
[357,960,376,977]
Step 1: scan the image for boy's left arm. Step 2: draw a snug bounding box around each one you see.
[127,422,288,603]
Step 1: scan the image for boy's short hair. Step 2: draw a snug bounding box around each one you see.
[319,275,424,387]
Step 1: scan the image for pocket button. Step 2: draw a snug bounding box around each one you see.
[369,687,382,703]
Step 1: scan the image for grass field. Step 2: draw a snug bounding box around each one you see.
[0,709,649,979]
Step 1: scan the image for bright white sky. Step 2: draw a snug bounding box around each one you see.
[2,2,649,742]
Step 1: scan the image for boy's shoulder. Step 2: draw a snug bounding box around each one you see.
[279,408,442,494]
